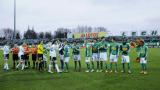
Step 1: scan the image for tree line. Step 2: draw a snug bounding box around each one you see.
[0,26,107,40]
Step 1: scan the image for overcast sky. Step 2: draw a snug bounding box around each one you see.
[0,0,160,35]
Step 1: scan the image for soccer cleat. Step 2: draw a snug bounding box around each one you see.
[128,70,131,74]
[85,70,89,72]
[91,69,94,72]
[140,71,144,74]
[48,71,53,73]
[65,70,69,73]
[109,70,113,73]
[121,70,125,73]
[96,70,99,72]
[105,70,108,73]
[99,70,103,72]
[143,71,148,75]
[115,70,118,73]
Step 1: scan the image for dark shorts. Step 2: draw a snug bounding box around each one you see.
[24,54,29,60]
[38,54,43,60]
[4,54,9,60]
[50,57,56,61]
[32,54,37,61]
[20,55,25,60]
[13,54,18,61]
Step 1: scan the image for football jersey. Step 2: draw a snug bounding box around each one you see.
[31,47,37,54]
[72,44,80,55]
[99,41,108,52]
[138,45,148,58]
[92,42,99,53]
[64,45,70,57]
[37,44,44,54]
[12,47,19,54]
[120,43,130,55]
[59,43,64,55]
[110,42,119,55]
[85,43,92,57]
[3,45,10,54]
[18,45,24,56]
[50,44,58,57]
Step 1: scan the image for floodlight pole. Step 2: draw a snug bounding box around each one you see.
[13,0,16,42]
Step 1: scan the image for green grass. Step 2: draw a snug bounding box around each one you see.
[0,48,160,90]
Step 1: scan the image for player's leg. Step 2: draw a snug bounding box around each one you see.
[143,58,147,74]
[4,54,9,70]
[13,54,16,69]
[114,56,118,73]
[91,54,95,72]
[48,57,53,73]
[27,55,30,68]
[32,54,36,69]
[78,55,81,71]
[85,57,90,72]
[109,55,113,73]
[60,55,64,71]
[140,58,144,74]
[54,57,61,73]
[64,57,69,72]
[121,55,125,73]
[126,56,131,74]
[73,55,77,71]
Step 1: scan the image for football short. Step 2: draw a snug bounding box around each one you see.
[92,53,99,61]
[60,55,64,60]
[121,55,130,63]
[4,54,9,60]
[140,58,147,64]
[38,54,43,60]
[110,54,118,62]
[64,57,70,63]
[73,55,80,61]
[99,52,107,61]
[13,54,19,61]
[32,54,37,61]
[19,55,25,60]
[24,54,29,60]
[85,57,91,63]
[43,55,47,61]
[50,57,56,61]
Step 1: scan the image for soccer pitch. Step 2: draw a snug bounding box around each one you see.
[0,48,160,90]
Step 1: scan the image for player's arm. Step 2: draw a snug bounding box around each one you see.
[144,46,148,59]
[109,45,111,56]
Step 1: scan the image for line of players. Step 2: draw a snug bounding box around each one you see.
[2,37,148,74]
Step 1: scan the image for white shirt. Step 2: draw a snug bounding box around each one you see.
[18,46,24,56]
[50,44,58,57]
[3,45,10,54]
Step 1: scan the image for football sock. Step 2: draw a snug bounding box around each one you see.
[97,61,100,70]
[144,64,147,71]
[91,61,94,69]
[86,63,90,70]
[100,61,103,70]
[128,63,131,71]
[74,61,77,70]
[141,64,144,71]
[55,64,60,72]
[115,63,118,71]
[110,63,112,70]
[60,60,64,70]
[65,63,69,70]
[78,61,81,71]
[122,63,125,72]
[105,63,108,70]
